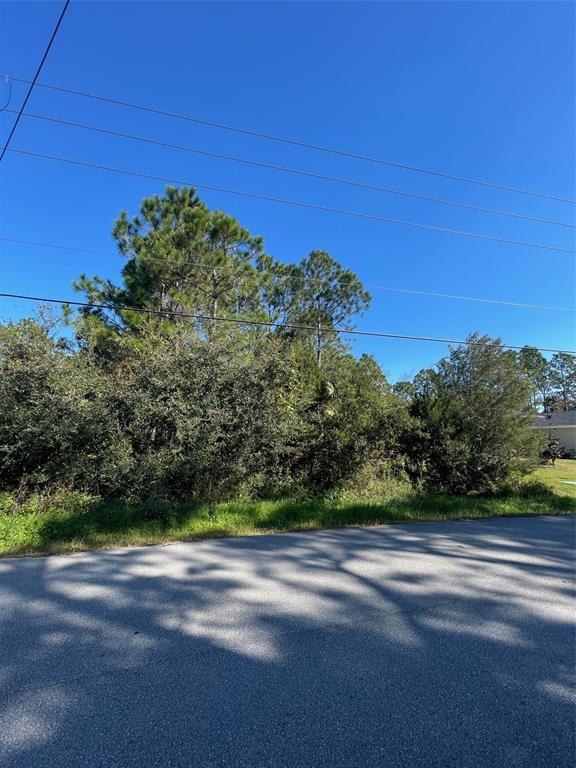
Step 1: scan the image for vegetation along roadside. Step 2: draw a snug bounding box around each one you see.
[1,187,575,557]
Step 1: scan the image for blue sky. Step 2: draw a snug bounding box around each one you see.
[0,0,574,381]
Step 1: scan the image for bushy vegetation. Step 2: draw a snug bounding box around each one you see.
[1,468,574,557]
[0,320,407,501]
[397,338,543,494]
[0,186,563,525]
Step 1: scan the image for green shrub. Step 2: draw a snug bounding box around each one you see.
[0,186,553,503]
[399,335,544,494]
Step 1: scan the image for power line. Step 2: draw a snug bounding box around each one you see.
[2,236,575,313]
[1,291,574,354]
[3,73,574,205]
[8,148,576,254]
[0,236,116,258]
[7,108,575,230]
[0,2,69,164]
[364,285,576,313]
[0,76,12,112]
[0,236,220,275]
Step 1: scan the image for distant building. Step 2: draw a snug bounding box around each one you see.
[535,411,576,455]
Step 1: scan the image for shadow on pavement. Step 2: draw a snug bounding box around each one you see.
[0,515,574,767]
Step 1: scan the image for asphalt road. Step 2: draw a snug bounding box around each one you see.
[0,515,574,767]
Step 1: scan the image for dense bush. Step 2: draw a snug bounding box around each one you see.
[0,187,551,502]
[0,321,402,501]
[398,336,544,494]
[0,319,546,501]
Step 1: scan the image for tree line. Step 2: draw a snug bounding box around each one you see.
[517,347,576,412]
[0,186,569,505]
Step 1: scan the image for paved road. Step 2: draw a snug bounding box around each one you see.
[0,516,574,767]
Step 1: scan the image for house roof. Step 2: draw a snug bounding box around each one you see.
[535,411,576,428]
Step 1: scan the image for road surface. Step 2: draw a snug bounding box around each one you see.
[0,515,574,767]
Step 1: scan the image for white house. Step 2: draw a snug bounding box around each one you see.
[535,411,576,455]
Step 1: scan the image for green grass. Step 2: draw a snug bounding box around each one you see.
[0,460,574,557]
[532,458,576,498]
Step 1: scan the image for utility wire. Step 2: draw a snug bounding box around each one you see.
[3,73,574,205]
[363,285,576,313]
[0,77,12,112]
[2,236,575,313]
[8,148,576,254]
[0,2,69,164]
[0,291,573,354]
[6,108,574,230]
[0,236,116,258]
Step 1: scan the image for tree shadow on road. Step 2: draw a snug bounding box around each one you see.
[0,516,574,767]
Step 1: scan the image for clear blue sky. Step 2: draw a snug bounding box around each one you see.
[0,0,574,381]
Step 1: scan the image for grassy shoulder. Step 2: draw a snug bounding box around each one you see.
[0,460,574,557]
